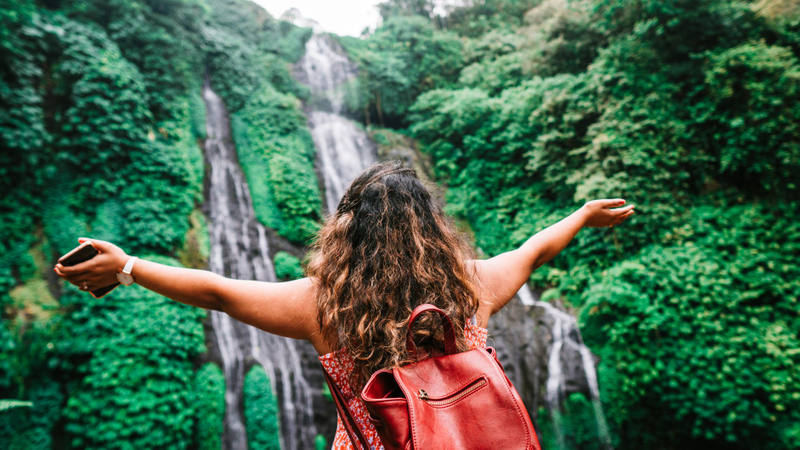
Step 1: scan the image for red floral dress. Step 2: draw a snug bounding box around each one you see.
[318,317,489,450]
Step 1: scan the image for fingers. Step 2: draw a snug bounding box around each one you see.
[599,198,626,208]
[618,210,635,222]
[65,275,105,292]
[614,204,635,215]
[54,264,93,286]
[610,209,635,227]
[55,258,95,275]
[82,237,112,253]
[54,265,76,278]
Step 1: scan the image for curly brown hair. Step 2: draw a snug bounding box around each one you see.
[306,160,483,386]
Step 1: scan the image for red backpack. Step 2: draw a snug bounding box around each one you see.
[323,304,542,450]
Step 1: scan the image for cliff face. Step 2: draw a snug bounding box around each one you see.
[489,294,596,420]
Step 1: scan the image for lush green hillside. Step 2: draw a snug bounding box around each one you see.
[347,0,800,448]
[0,0,314,447]
[2,0,799,449]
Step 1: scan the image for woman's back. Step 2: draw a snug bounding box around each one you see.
[305,161,489,387]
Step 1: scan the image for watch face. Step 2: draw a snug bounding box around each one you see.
[116,272,134,286]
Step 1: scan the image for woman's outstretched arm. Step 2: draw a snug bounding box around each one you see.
[469,199,635,318]
[54,238,318,340]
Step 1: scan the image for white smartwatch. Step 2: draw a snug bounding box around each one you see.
[116,256,139,286]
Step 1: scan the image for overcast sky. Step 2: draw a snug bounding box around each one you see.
[254,0,384,37]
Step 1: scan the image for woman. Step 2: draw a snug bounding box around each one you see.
[54,161,634,449]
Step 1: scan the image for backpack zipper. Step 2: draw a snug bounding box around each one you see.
[417,377,487,406]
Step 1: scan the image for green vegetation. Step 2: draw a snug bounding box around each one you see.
[243,365,281,450]
[59,258,207,449]
[580,202,800,448]
[336,16,464,126]
[354,0,800,448]
[0,0,317,447]
[232,86,322,245]
[274,251,305,280]
[194,363,226,450]
[177,208,212,269]
[0,381,62,450]
[315,434,328,450]
[1,0,210,443]
[538,393,608,450]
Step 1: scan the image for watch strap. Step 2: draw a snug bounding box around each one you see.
[123,256,138,275]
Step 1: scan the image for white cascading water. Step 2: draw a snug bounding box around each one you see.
[296,34,377,211]
[517,284,613,449]
[202,78,318,450]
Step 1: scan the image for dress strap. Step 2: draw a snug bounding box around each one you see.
[322,368,370,449]
[470,313,477,326]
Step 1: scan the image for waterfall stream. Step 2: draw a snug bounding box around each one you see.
[202,78,318,450]
[517,284,613,449]
[296,34,377,212]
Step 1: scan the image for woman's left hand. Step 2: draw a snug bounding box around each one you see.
[54,238,129,292]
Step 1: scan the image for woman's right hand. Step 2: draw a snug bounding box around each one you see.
[580,199,635,228]
[54,238,129,292]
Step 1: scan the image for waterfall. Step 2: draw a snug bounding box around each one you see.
[202,77,318,450]
[517,284,613,449]
[296,33,377,212]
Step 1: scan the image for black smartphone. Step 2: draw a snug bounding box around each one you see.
[57,241,121,298]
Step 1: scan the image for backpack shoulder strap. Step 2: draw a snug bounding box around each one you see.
[322,368,370,450]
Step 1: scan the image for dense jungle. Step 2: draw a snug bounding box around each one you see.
[1,0,798,449]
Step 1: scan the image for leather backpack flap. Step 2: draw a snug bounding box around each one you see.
[361,369,412,450]
[395,347,537,450]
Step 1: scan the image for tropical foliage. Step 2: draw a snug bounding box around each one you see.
[193,363,226,450]
[0,0,310,448]
[243,365,281,450]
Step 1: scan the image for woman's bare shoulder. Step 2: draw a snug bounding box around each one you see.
[300,277,340,356]
[465,259,504,321]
